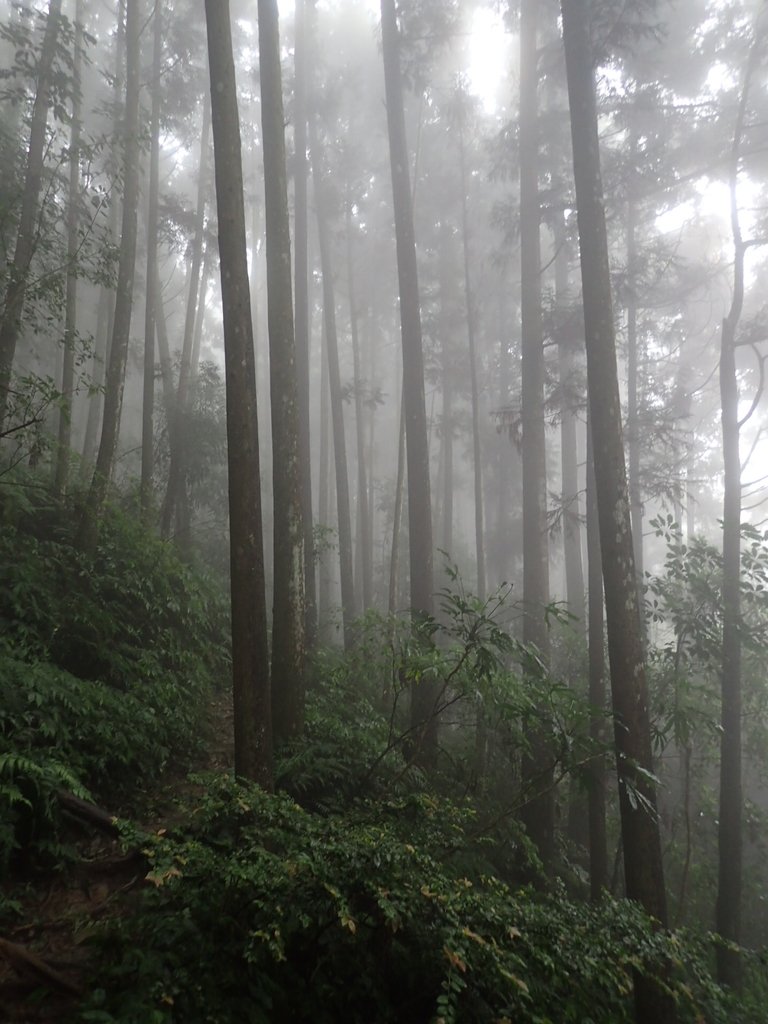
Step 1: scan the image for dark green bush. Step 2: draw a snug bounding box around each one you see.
[0,469,228,693]
[77,777,745,1024]
[0,469,229,868]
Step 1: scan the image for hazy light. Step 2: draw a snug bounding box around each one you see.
[467,8,510,115]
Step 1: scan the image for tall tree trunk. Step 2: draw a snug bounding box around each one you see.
[191,243,213,378]
[205,0,272,788]
[80,284,109,476]
[438,220,453,559]
[458,119,485,599]
[77,0,141,554]
[718,301,743,991]
[294,0,317,645]
[258,0,306,741]
[140,0,163,519]
[380,0,436,764]
[347,200,373,612]
[0,0,63,429]
[154,265,176,428]
[318,314,333,638]
[625,147,644,587]
[519,0,554,875]
[54,0,83,496]
[715,26,762,990]
[556,212,589,853]
[388,391,406,617]
[79,0,125,478]
[310,123,356,646]
[161,95,211,541]
[554,213,585,624]
[586,418,607,900]
[561,4,675,1021]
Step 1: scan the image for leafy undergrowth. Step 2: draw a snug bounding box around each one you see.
[0,468,229,870]
[0,470,765,1023]
[76,776,751,1024]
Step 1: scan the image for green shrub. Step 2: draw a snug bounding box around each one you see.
[0,469,229,867]
[77,777,744,1024]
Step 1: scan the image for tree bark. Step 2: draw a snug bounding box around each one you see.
[715,24,762,990]
[347,200,373,612]
[258,0,306,741]
[625,149,644,589]
[586,418,607,900]
[0,0,63,429]
[561,2,674,1019]
[205,0,272,787]
[458,119,485,600]
[293,0,317,645]
[140,0,163,519]
[54,0,83,497]
[380,0,436,764]
[79,285,109,477]
[79,0,125,479]
[519,0,554,876]
[388,390,406,617]
[161,95,211,542]
[438,220,454,559]
[191,242,213,379]
[77,0,141,555]
[318,313,334,639]
[310,122,356,646]
[554,213,585,624]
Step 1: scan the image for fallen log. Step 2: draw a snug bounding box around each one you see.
[56,791,120,836]
[0,936,83,997]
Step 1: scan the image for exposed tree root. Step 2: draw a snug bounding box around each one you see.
[0,936,84,997]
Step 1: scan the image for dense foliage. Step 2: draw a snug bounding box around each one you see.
[79,776,752,1024]
[0,470,766,1021]
[0,468,228,869]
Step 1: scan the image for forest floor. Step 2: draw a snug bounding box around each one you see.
[0,689,234,1023]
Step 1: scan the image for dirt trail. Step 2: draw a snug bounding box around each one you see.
[0,689,233,1022]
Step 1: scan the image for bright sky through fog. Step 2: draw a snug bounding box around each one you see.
[467,8,510,114]
[275,0,510,115]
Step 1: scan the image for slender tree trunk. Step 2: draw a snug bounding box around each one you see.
[389,391,406,617]
[161,95,211,540]
[310,124,356,646]
[556,212,588,852]
[380,0,436,764]
[0,0,63,429]
[717,270,743,991]
[685,443,696,541]
[80,0,125,477]
[554,214,585,623]
[318,314,333,638]
[77,0,141,554]
[586,418,607,900]
[519,0,554,875]
[561,4,674,1021]
[191,243,212,378]
[54,0,83,496]
[438,220,453,559]
[259,0,306,741]
[625,154,644,586]
[154,265,177,432]
[365,309,378,600]
[80,285,109,476]
[458,120,485,599]
[140,0,163,518]
[347,201,373,612]
[205,0,272,788]
[715,26,762,990]
[294,0,317,645]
